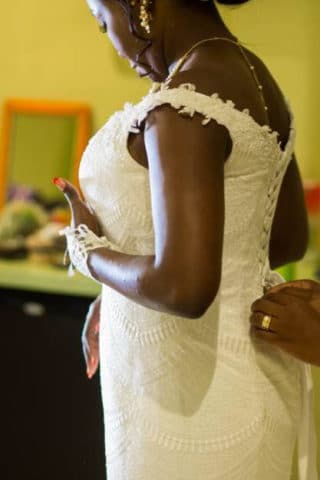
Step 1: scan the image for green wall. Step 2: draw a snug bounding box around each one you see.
[0,1,320,477]
[220,0,320,180]
[0,0,319,178]
[0,0,148,131]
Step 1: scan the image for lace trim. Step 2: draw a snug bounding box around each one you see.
[60,224,114,281]
[259,134,295,290]
[129,83,295,157]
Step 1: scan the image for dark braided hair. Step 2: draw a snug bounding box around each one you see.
[215,0,250,4]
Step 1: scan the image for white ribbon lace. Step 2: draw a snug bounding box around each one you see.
[60,224,113,281]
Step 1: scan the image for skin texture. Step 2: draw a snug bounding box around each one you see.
[57,0,309,376]
[82,295,101,378]
[250,280,320,367]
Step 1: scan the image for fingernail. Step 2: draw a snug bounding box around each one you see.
[53,177,66,190]
[94,324,100,334]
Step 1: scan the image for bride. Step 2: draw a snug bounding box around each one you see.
[56,1,317,479]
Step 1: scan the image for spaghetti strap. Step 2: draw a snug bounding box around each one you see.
[165,36,270,126]
[132,82,287,166]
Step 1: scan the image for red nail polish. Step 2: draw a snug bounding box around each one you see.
[53,177,66,190]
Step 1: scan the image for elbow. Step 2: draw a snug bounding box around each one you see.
[164,279,220,319]
[291,219,310,261]
[270,245,306,270]
[139,263,221,319]
[269,225,309,269]
[180,300,215,319]
[293,239,309,262]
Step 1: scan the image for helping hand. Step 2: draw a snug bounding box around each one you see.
[250,279,320,366]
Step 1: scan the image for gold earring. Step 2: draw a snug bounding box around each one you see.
[131,0,152,35]
[140,0,152,34]
[98,22,107,34]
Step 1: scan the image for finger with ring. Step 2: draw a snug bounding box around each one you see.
[261,314,272,331]
[250,311,275,333]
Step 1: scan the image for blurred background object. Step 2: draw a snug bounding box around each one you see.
[0,98,91,209]
[0,99,88,266]
[293,181,320,282]
[0,0,319,479]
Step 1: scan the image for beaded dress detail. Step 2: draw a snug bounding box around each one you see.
[78,76,317,479]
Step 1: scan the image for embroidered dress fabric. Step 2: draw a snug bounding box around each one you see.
[60,223,116,280]
[78,83,318,480]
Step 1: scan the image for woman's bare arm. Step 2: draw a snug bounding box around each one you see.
[269,154,309,269]
[86,84,228,318]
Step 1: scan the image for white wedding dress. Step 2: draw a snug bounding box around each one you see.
[79,82,318,480]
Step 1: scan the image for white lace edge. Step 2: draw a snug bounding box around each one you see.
[59,224,114,281]
[126,83,295,158]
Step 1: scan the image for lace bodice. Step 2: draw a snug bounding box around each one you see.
[80,81,295,304]
[78,83,319,480]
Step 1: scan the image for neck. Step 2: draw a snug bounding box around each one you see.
[151,1,235,80]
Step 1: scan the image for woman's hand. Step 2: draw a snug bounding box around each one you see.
[82,295,101,379]
[53,177,101,235]
[250,280,320,366]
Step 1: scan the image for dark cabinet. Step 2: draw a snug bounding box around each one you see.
[1,288,106,480]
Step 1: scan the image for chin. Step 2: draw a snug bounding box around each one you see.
[146,71,164,82]
[135,65,164,83]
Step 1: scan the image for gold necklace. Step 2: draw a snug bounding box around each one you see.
[152,36,269,124]
[165,36,240,83]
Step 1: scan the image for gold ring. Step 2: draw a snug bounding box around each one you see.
[261,314,272,331]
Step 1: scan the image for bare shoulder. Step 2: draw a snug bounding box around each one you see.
[146,67,232,166]
[167,61,238,102]
[142,68,226,308]
[170,42,291,148]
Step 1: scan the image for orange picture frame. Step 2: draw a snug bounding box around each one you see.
[0,98,91,209]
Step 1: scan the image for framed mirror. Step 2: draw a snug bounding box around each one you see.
[0,99,91,209]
